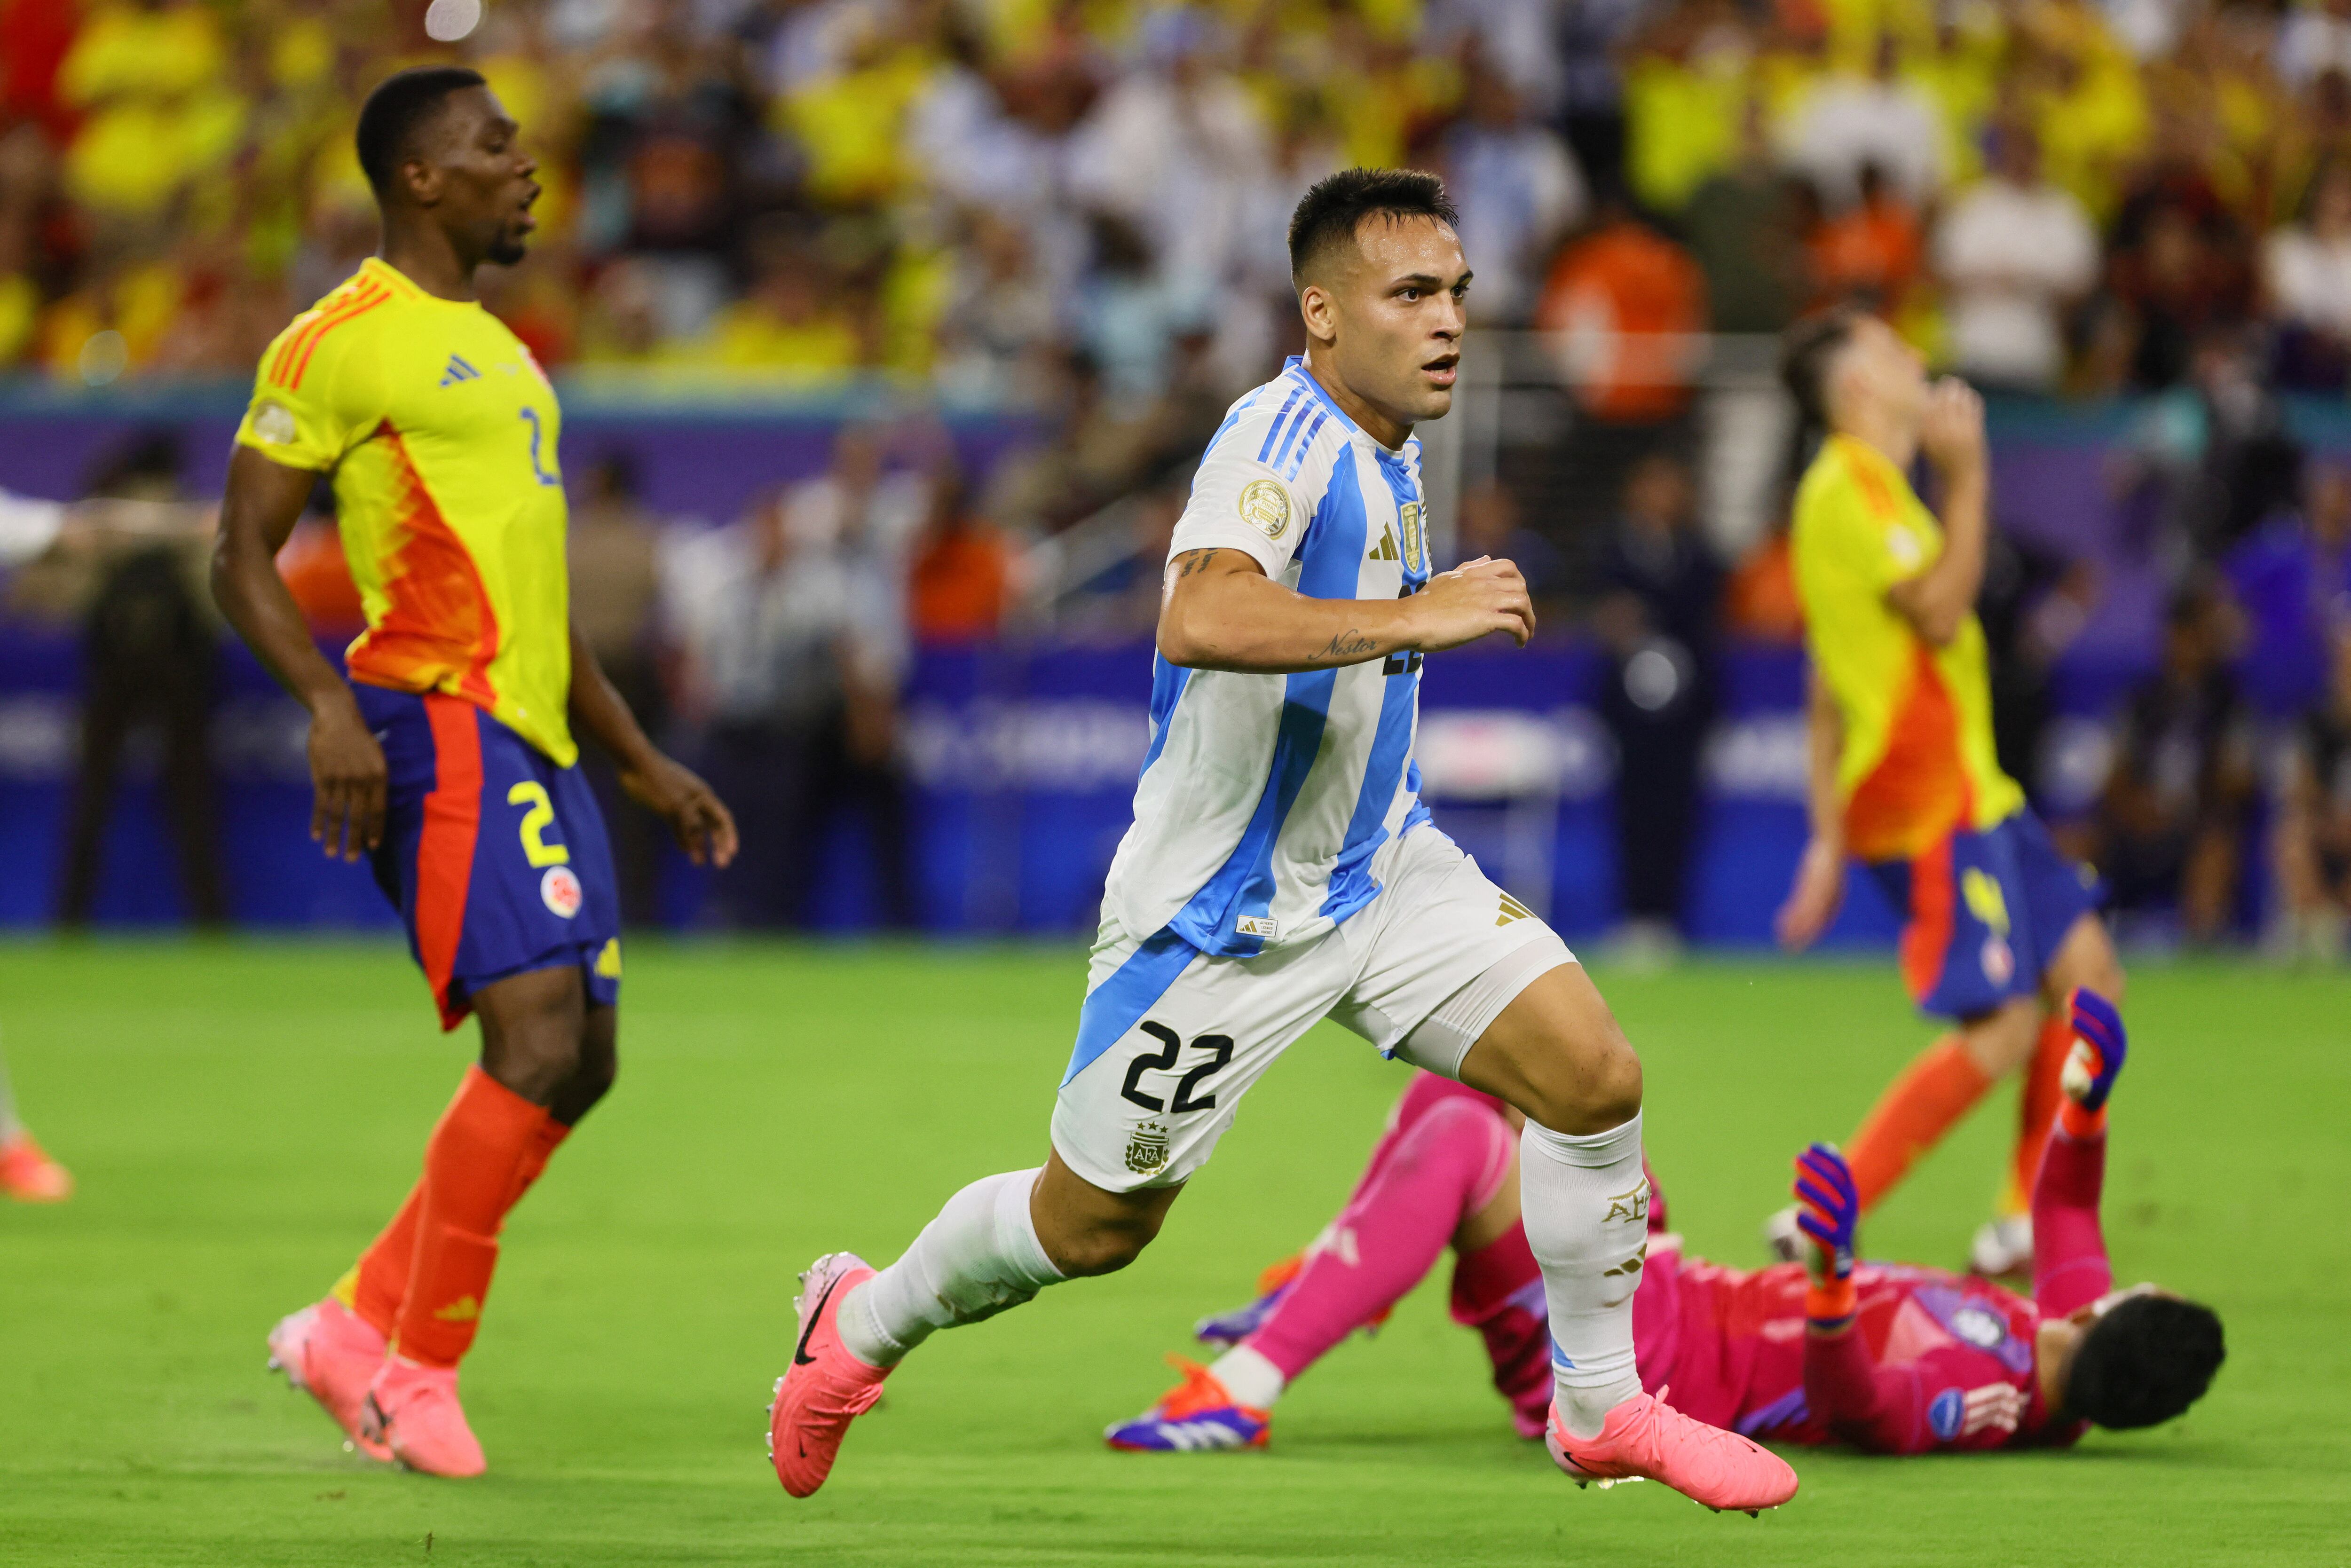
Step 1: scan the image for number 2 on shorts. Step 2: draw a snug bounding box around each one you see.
[507,781,570,867]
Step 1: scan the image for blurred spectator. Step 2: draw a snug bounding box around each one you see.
[1807,160,1925,318]
[1591,453,1719,949]
[2106,161,2253,391]
[2264,160,2351,391]
[2279,0,2351,89]
[1978,535,2098,798]
[568,452,669,925]
[2226,459,2351,717]
[2272,621,2351,961]
[1433,51,1585,324]
[1935,121,2099,392]
[1453,479,1567,616]
[690,487,845,927]
[1534,197,1705,550]
[2090,582,2256,942]
[1723,512,1805,644]
[54,431,225,929]
[1681,100,1807,337]
[1783,33,1946,212]
[908,468,1014,644]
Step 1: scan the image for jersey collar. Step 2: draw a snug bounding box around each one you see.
[358,257,430,301]
[1282,355,1417,468]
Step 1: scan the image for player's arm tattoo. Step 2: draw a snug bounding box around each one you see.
[1308,628,1380,663]
[1171,548,1224,579]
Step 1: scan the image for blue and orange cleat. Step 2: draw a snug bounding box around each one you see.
[767,1252,891,1498]
[1192,1255,1302,1347]
[267,1299,391,1461]
[1105,1357,1271,1452]
[1547,1387,1798,1514]
[1193,1253,1392,1348]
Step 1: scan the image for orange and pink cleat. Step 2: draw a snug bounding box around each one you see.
[1547,1387,1799,1515]
[363,1356,487,1478]
[767,1252,891,1498]
[266,1299,391,1461]
[0,1131,71,1202]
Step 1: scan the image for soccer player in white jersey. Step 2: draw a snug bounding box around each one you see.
[766,170,1800,1514]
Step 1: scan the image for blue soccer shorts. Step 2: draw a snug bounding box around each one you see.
[1866,809,2099,1021]
[357,685,622,1030]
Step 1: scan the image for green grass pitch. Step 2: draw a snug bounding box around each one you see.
[1,938,2345,1565]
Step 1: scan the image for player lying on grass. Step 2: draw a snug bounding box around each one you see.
[1109,989,2224,1457]
[769,169,1798,1516]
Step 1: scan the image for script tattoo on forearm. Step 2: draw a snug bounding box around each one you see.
[1308,628,1380,663]
[1173,549,1222,579]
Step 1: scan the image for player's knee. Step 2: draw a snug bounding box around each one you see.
[1044,1212,1163,1278]
[1523,1027,1642,1135]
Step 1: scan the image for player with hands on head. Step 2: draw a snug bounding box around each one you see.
[1770,308,2128,1277]
[770,167,1798,1519]
[213,66,733,1479]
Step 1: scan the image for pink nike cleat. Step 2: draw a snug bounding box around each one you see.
[0,1131,71,1202]
[767,1252,890,1498]
[363,1356,486,1478]
[1547,1387,1799,1514]
[267,1300,391,1460]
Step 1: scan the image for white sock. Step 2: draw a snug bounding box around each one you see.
[1208,1344,1286,1409]
[838,1168,1065,1367]
[1520,1112,1648,1440]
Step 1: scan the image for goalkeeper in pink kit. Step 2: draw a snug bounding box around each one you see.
[1109,990,2225,1458]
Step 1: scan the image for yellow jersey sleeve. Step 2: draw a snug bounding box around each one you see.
[234,278,397,471]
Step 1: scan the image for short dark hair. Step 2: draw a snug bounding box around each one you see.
[1780,307,1867,431]
[1287,167,1459,288]
[2064,1294,2225,1430]
[356,66,488,196]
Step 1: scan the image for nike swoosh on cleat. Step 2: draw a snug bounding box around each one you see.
[793,1273,848,1367]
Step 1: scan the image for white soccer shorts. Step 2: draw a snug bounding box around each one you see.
[1050,826,1572,1193]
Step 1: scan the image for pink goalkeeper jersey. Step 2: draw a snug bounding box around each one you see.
[1631,1128,2111,1455]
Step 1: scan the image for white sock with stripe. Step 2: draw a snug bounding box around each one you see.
[839,1168,1064,1367]
[1520,1112,1648,1440]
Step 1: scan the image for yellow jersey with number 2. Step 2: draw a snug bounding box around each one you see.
[235,257,576,765]
[1790,434,2023,863]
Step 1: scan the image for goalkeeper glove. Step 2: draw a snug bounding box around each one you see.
[2059,986,2126,1135]
[1792,1142,1860,1326]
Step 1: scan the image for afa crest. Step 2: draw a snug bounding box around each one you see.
[1398,502,1425,572]
[1124,1120,1171,1176]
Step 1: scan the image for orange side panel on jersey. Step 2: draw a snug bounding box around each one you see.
[1847,454,1899,519]
[418,695,484,1032]
[1844,646,1971,861]
[1899,834,1956,1002]
[347,424,503,711]
[268,283,387,388]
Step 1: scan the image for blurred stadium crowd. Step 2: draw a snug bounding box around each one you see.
[8,0,2351,951]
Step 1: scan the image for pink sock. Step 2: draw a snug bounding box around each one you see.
[1246,1090,1516,1381]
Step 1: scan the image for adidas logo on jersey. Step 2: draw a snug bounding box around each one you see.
[1369,527,1401,561]
[438,354,482,387]
[1496,893,1535,926]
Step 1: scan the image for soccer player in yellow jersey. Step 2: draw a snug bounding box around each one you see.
[1770,310,2125,1276]
[211,67,736,1477]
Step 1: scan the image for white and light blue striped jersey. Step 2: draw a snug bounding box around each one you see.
[1102,356,1437,958]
